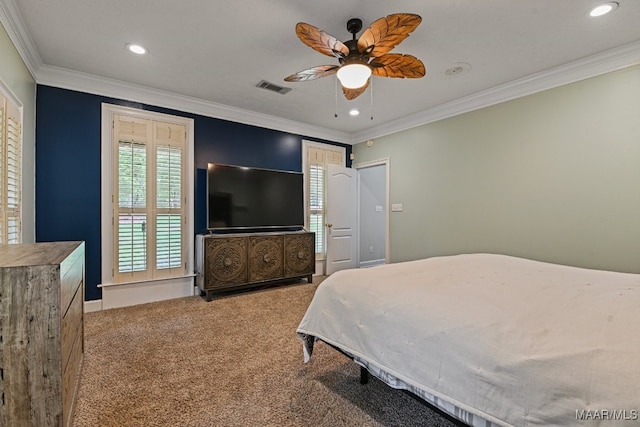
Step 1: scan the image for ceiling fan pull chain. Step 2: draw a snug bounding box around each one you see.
[334,78,339,118]
[370,78,374,120]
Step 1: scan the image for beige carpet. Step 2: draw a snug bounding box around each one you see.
[73,278,461,427]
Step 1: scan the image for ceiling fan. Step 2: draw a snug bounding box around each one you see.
[284,13,426,100]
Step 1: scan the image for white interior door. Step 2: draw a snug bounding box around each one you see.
[325,164,357,275]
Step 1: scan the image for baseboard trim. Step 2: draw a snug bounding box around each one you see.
[100,276,195,310]
[84,299,103,313]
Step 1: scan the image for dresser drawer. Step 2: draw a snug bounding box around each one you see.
[61,285,83,370]
[61,246,84,314]
[62,327,84,427]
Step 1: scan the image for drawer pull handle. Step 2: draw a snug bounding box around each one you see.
[224,258,233,266]
[297,251,305,259]
[263,254,272,263]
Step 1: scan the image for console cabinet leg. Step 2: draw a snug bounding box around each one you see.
[360,366,369,385]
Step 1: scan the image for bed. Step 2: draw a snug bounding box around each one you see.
[296,253,640,426]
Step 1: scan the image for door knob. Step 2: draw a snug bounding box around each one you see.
[326,223,333,228]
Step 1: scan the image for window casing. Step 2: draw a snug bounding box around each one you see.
[0,87,22,244]
[111,112,189,284]
[305,145,343,259]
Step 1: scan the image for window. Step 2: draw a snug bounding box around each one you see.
[111,112,188,283]
[0,87,22,244]
[305,144,344,259]
[308,163,324,253]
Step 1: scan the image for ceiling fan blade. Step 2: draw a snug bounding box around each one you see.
[295,22,349,58]
[342,79,370,100]
[357,13,422,58]
[370,54,425,78]
[284,65,339,82]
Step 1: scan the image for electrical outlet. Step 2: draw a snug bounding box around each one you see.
[369,246,374,254]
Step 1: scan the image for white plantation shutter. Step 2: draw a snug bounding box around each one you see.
[0,90,22,244]
[113,115,186,282]
[307,146,343,258]
[117,141,147,273]
[154,122,185,275]
[6,114,21,242]
[115,115,150,281]
[0,98,4,243]
[309,164,324,253]
[325,150,343,166]
[156,213,181,268]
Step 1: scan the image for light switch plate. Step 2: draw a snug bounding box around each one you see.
[391,203,403,212]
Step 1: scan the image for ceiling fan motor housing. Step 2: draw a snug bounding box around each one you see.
[341,39,369,65]
[346,18,363,36]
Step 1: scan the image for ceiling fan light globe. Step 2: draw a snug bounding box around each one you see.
[337,64,372,89]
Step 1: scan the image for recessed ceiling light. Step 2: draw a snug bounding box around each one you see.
[349,109,360,116]
[127,43,147,55]
[589,2,618,17]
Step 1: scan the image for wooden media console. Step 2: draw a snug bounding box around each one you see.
[195,231,315,301]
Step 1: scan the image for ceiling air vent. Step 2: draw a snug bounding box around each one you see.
[256,80,292,95]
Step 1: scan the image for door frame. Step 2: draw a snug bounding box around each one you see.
[353,158,390,265]
[301,139,346,275]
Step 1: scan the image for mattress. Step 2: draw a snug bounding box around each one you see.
[297,254,640,426]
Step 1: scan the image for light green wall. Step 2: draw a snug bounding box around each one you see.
[0,21,36,242]
[353,65,640,273]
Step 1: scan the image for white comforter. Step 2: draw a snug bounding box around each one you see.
[297,254,640,426]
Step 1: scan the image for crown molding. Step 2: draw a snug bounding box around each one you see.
[351,39,640,144]
[0,0,42,78]
[3,0,639,145]
[40,36,640,147]
[36,65,353,144]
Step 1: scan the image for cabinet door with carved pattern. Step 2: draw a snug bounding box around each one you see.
[248,235,284,282]
[204,237,247,289]
[284,233,315,278]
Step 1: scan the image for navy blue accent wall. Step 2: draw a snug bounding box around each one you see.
[35,85,351,301]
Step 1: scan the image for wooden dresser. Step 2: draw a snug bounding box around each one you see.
[0,241,85,427]
[196,231,314,301]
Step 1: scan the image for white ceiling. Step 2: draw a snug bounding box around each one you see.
[3,0,640,144]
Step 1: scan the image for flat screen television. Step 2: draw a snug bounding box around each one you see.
[207,163,304,231]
